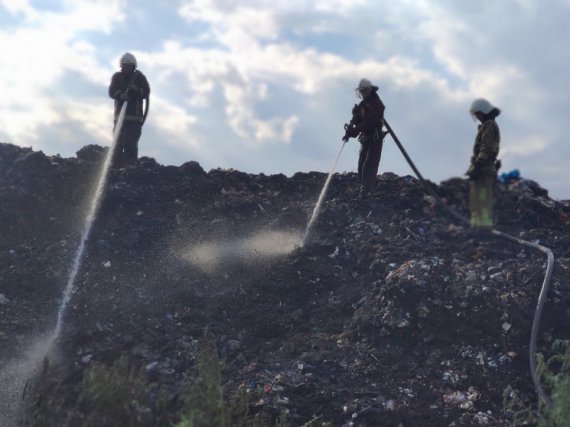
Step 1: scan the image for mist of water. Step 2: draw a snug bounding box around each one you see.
[0,102,128,426]
[51,102,126,340]
[184,230,302,274]
[0,337,52,427]
[302,142,347,245]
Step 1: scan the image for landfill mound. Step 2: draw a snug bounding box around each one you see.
[0,142,569,426]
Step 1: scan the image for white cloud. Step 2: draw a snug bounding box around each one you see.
[0,0,38,20]
[501,135,548,158]
[0,0,569,198]
[0,1,123,146]
[149,98,199,147]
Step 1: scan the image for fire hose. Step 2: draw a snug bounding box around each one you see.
[382,117,554,406]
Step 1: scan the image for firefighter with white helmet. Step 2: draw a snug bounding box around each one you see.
[108,52,150,166]
[466,98,501,228]
[343,78,387,198]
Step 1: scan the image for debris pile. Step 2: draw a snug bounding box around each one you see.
[0,142,569,426]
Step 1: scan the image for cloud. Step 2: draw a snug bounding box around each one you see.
[0,0,569,199]
[0,0,38,20]
[0,1,123,146]
[151,1,460,149]
[501,135,548,158]
[149,98,199,147]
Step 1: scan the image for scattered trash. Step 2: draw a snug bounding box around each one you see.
[0,144,568,426]
[145,361,158,371]
[443,386,480,410]
[499,169,520,184]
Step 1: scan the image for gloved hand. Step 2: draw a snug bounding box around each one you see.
[342,125,359,142]
[347,126,359,138]
[114,90,128,101]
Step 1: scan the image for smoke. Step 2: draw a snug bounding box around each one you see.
[182,230,301,274]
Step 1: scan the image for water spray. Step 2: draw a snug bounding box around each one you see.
[302,141,347,245]
[0,102,128,427]
[50,101,127,341]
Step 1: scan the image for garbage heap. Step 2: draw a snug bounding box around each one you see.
[0,143,569,426]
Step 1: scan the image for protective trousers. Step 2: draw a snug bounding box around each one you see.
[469,174,495,228]
[358,140,383,193]
[113,120,142,167]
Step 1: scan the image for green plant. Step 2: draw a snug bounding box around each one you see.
[174,329,292,427]
[78,355,150,426]
[78,354,172,426]
[537,340,570,427]
[29,353,174,427]
[175,329,248,427]
[504,340,570,427]
[503,385,538,426]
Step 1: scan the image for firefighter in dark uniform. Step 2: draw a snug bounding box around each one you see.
[343,78,386,198]
[466,98,501,229]
[108,52,150,167]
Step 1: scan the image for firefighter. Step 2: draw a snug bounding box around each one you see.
[343,78,386,198]
[108,52,150,167]
[466,98,501,229]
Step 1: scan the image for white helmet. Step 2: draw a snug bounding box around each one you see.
[356,78,372,91]
[355,78,373,98]
[470,98,496,115]
[120,52,137,68]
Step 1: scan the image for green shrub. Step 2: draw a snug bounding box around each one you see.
[537,340,570,427]
[175,329,292,427]
[503,385,538,426]
[504,340,570,427]
[175,329,248,427]
[76,355,171,427]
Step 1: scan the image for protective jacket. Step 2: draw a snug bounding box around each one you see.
[467,119,500,177]
[353,87,385,144]
[108,70,150,123]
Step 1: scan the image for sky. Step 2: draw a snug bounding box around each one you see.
[0,0,568,200]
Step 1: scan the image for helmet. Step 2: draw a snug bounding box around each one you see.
[120,52,137,68]
[355,78,373,99]
[469,98,496,115]
[356,78,372,91]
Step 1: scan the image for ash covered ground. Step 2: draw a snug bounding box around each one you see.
[0,143,569,426]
